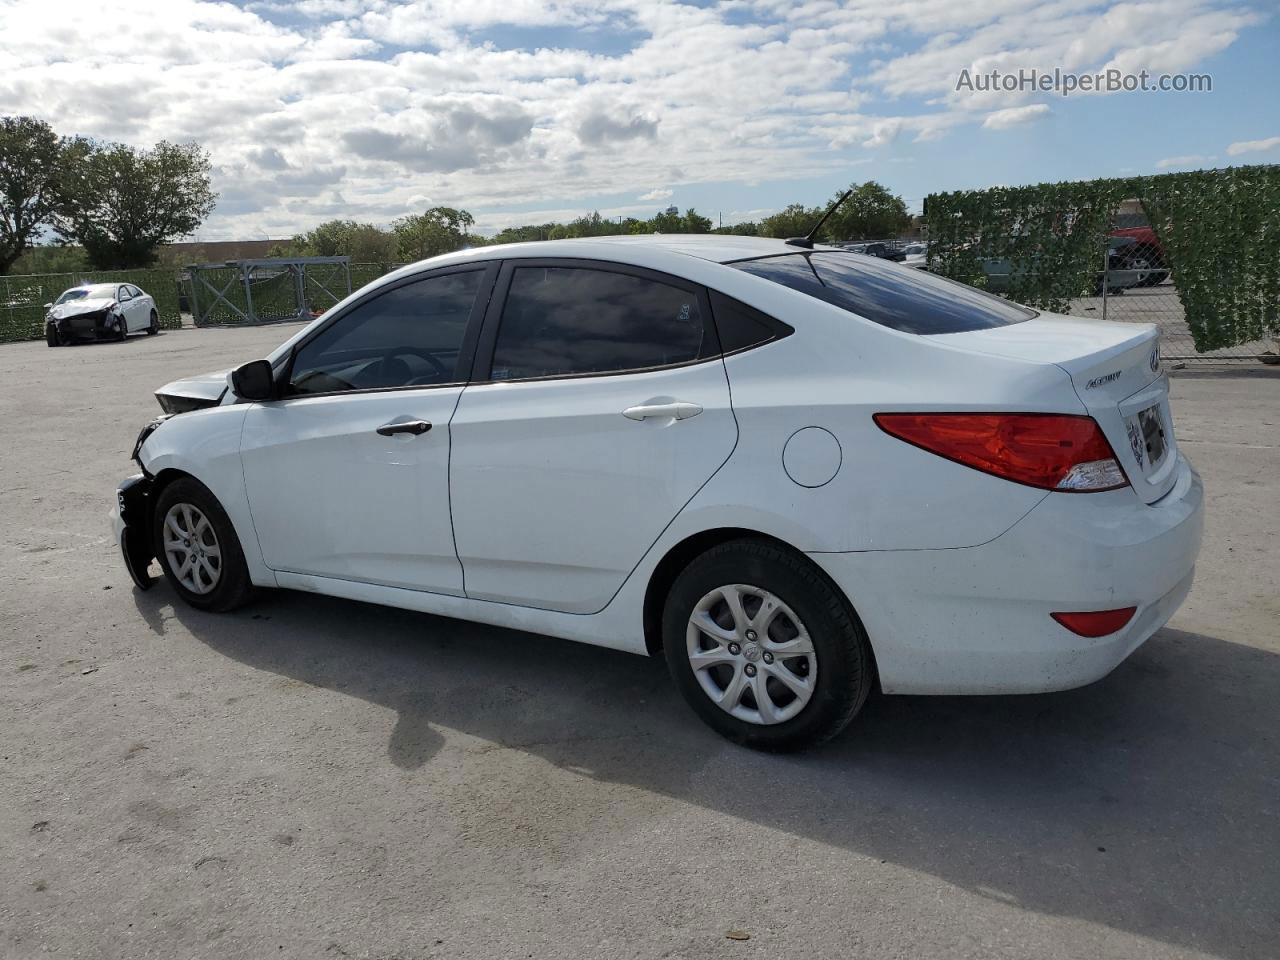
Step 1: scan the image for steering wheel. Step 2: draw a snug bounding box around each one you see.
[380,347,451,385]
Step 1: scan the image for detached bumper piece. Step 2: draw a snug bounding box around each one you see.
[117,474,156,590]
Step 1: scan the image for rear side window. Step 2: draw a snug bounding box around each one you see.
[490,266,706,380]
[708,290,791,354]
[731,252,1034,334]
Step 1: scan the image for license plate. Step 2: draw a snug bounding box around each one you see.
[1136,404,1166,467]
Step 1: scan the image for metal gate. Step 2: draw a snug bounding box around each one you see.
[187,257,351,327]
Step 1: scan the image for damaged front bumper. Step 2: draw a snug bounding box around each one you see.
[112,473,156,590]
[48,309,125,342]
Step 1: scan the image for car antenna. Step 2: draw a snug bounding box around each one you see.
[786,188,854,249]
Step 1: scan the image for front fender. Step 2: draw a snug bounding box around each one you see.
[138,404,276,587]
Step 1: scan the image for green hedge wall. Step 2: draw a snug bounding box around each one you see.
[924,164,1280,352]
[1135,168,1280,353]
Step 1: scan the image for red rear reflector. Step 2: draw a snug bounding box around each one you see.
[873,413,1128,492]
[1050,608,1137,637]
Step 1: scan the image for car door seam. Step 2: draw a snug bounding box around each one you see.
[585,353,742,616]
[236,403,277,583]
[445,386,469,597]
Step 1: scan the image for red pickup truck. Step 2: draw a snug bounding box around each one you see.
[1111,226,1165,268]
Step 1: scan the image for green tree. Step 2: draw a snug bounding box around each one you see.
[488,223,557,244]
[57,140,216,269]
[0,116,87,274]
[9,243,88,274]
[548,211,620,239]
[824,181,911,242]
[291,219,397,262]
[393,206,475,260]
[679,208,713,233]
[713,222,759,236]
[758,203,824,239]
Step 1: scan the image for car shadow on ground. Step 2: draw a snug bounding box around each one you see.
[136,585,1277,959]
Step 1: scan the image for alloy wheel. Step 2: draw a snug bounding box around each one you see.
[685,583,817,725]
[162,502,222,595]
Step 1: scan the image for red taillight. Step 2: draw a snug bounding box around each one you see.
[873,413,1129,492]
[1051,607,1137,637]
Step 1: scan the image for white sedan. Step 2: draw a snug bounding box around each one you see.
[111,235,1202,751]
[46,282,159,346]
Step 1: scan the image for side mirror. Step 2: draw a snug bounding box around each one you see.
[230,359,276,401]
[43,302,52,309]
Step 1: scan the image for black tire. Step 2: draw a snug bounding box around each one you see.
[114,316,127,341]
[147,310,159,334]
[45,325,60,347]
[152,477,255,612]
[662,538,874,752]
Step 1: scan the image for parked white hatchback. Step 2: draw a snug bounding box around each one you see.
[112,235,1202,750]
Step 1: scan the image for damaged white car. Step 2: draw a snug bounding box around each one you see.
[45,282,159,346]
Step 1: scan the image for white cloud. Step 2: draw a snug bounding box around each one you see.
[1156,154,1214,169]
[982,104,1050,129]
[638,188,672,201]
[0,0,1260,238]
[1227,136,1280,156]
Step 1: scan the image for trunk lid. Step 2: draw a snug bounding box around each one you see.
[940,313,1176,503]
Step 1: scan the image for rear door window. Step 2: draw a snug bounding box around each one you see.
[489,266,707,380]
[731,252,1034,334]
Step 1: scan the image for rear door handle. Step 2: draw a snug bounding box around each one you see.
[622,402,703,421]
[376,419,432,437]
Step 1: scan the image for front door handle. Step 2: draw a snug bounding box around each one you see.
[622,401,703,421]
[376,419,432,437]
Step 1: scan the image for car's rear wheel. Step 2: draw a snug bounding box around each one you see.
[152,477,254,612]
[662,538,873,752]
[147,310,159,335]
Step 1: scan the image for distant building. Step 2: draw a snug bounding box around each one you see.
[665,205,679,216]
[161,239,291,265]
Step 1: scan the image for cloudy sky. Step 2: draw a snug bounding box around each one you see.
[1,0,1275,240]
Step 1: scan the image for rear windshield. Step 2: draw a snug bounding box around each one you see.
[730,252,1035,334]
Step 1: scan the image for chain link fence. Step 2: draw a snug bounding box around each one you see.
[926,213,1274,363]
[5,239,1273,363]
[0,260,412,344]
[973,225,1272,363]
[1082,217,1270,362]
[0,268,186,343]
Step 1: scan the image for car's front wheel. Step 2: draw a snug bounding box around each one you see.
[662,538,874,752]
[152,477,254,612]
[45,325,60,347]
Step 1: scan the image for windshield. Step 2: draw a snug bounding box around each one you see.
[730,251,1035,334]
[56,289,91,304]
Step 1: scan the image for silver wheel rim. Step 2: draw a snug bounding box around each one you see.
[162,503,221,595]
[686,583,817,725]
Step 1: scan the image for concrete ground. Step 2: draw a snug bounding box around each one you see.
[1,327,1277,960]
